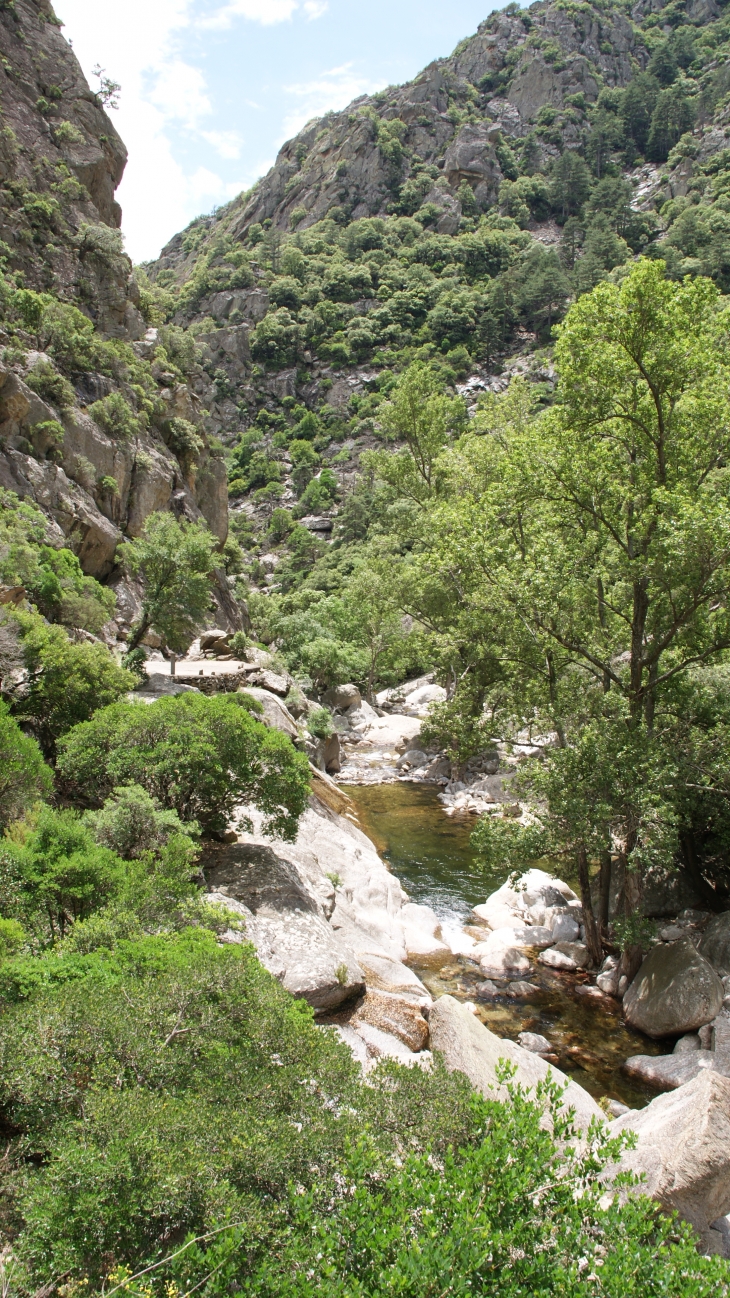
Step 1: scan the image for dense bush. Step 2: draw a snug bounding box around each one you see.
[0,701,52,828]
[56,691,311,838]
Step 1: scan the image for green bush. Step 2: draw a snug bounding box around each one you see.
[0,700,52,829]
[88,391,142,441]
[8,611,135,758]
[57,691,311,838]
[122,512,218,653]
[84,784,198,860]
[25,358,75,409]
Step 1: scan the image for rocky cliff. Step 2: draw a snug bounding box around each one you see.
[0,0,239,643]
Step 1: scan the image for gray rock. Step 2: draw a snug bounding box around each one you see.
[623,938,724,1038]
[517,1031,552,1054]
[249,668,291,697]
[554,940,591,969]
[606,1099,630,1118]
[623,1051,719,1091]
[539,946,578,970]
[323,683,362,711]
[429,995,603,1132]
[611,1070,730,1251]
[551,912,580,943]
[674,1033,702,1054]
[132,674,200,701]
[700,912,730,976]
[203,843,364,1011]
[238,686,299,739]
[505,980,541,998]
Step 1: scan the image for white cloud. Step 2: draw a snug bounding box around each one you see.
[200,129,244,159]
[201,0,298,29]
[303,1,328,18]
[148,59,212,129]
[281,62,383,140]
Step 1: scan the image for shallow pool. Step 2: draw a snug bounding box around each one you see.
[345,781,667,1107]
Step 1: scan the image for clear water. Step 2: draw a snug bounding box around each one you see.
[345,782,668,1108]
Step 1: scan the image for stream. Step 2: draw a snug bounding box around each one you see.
[346,782,667,1109]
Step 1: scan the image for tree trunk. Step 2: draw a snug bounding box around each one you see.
[576,843,602,967]
[598,848,612,937]
[127,615,150,652]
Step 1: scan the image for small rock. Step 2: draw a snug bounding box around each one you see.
[660,925,687,942]
[606,1099,631,1118]
[517,1031,552,1054]
[673,1033,702,1054]
[540,947,578,971]
[699,1023,714,1049]
[617,974,628,995]
[596,969,620,995]
[505,980,540,998]
[474,979,502,1000]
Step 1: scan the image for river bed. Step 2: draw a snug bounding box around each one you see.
[346,782,667,1109]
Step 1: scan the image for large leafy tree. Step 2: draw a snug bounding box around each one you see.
[56,692,311,839]
[404,262,730,959]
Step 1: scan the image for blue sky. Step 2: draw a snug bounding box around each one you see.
[52,0,501,263]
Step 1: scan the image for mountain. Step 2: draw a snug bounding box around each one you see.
[143,0,730,567]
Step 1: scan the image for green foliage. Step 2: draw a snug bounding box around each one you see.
[7,610,135,757]
[25,358,74,409]
[84,784,198,860]
[56,691,311,838]
[122,512,218,652]
[89,391,143,440]
[307,704,333,739]
[0,700,52,829]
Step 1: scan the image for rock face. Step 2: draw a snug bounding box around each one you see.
[700,913,730,976]
[623,938,724,1038]
[429,994,603,1133]
[203,842,365,1011]
[612,1071,730,1252]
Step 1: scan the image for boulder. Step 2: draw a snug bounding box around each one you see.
[611,1070,730,1250]
[623,1051,719,1091]
[132,675,200,701]
[350,988,430,1052]
[623,938,725,1038]
[400,901,451,966]
[355,953,430,998]
[323,683,361,711]
[554,940,591,969]
[478,929,532,977]
[551,912,581,943]
[238,686,298,739]
[674,1033,702,1054]
[429,995,603,1132]
[700,912,730,976]
[250,668,291,697]
[203,844,364,1012]
[539,947,578,971]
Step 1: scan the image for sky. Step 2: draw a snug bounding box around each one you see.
[52,0,500,264]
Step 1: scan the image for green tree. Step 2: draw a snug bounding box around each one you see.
[7,611,134,758]
[84,784,198,860]
[364,363,466,505]
[0,701,52,829]
[549,150,591,221]
[646,86,695,163]
[56,691,311,839]
[122,512,218,652]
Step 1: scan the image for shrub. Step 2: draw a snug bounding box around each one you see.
[25,359,75,409]
[84,785,198,860]
[88,392,141,441]
[53,120,85,147]
[307,705,333,739]
[57,691,311,838]
[0,701,52,828]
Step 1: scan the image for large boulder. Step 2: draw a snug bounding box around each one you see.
[611,1070,730,1252]
[238,686,298,739]
[623,938,724,1038]
[700,912,730,976]
[399,901,450,966]
[323,683,361,711]
[203,843,364,1011]
[429,994,603,1133]
[623,1051,721,1092]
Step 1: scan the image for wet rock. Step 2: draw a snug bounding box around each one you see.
[429,995,603,1132]
[505,980,541,998]
[699,912,730,976]
[611,1070,730,1252]
[623,938,724,1038]
[474,979,502,999]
